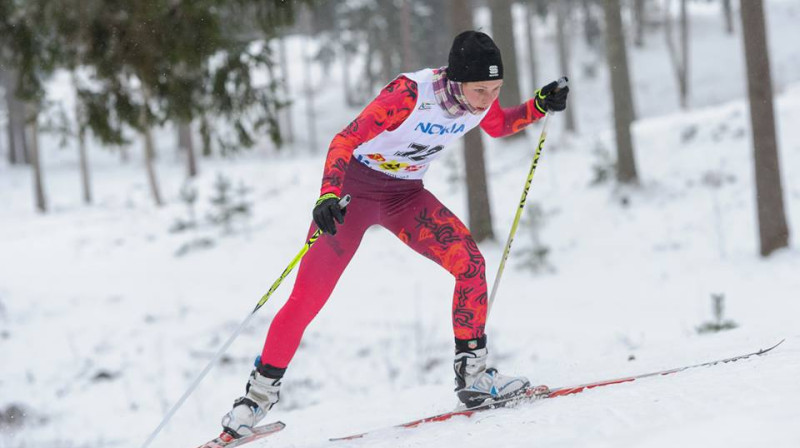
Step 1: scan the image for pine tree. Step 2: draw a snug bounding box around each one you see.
[0,1,305,206]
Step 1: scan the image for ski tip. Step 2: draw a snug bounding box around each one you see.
[330,434,365,442]
[256,421,286,433]
[759,339,785,354]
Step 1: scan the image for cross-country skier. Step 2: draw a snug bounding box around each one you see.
[219,31,569,440]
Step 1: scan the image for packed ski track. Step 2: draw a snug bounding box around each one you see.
[2,2,800,448]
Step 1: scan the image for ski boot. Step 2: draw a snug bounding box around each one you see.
[454,336,530,408]
[220,361,284,439]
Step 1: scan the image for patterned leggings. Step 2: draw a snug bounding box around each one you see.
[260,160,487,368]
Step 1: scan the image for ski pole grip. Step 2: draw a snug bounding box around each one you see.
[556,77,569,91]
[339,194,351,209]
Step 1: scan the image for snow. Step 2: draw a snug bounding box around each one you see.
[1,1,800,447]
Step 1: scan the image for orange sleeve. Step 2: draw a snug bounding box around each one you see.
[479,98,545,138]
[320,76,418,196]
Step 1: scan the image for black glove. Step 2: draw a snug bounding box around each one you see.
[313,193,347,235]
[534,78,569,113]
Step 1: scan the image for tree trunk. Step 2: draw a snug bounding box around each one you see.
[450,0,494,242]
[143,127,163,206]
[3,68,28,165]
[27,105,46,212]
[334,6,355,108]
[362,35,375,101]
[78,126,92,204]
[302,8,318,153]
[279,34,295,144]
[680,0,689,108]
[362,28,377,101]
[463,128,494,242]
[582,0,602,50]
[581,0,603,80]
[1,69,12,164]
[740,0,789,257]
[20,97,30,164]
[200,116,213,157]
[633,0,646,47]
[425,0,451,69]
[0,98,4,160]
[524,2,539,94]
[665,0,690,109]
[141,89,164,207]
[73,74,92,204]
[400,0,417,72]
[450,0,474,36]
[339,29,358,108]
[489,0,522,110]
[722,0,734,35]
[120,144,130,163]
[555,1,577,133]
[604,0,638,184]
[178,121,197,178]
[378,1,399,85]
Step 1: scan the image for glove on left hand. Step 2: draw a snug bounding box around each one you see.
[533,79,570,113]
[313,193,347,235]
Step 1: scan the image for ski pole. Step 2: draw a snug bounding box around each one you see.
[487,77,568,318]
[140,195,350,448]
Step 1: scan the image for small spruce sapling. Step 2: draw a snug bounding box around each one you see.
[170,182,199,233]
[589,142,616,186]
[233,180,253,236]
[172,181,215,256]
[207,173,252,235]
[207,173,235,234]
[518,204,554,274]
[697,293,739,334]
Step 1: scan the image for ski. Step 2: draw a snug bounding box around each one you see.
[331,339,784,441]
[196,422,286,448]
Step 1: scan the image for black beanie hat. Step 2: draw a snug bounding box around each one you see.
[447,31,503,82]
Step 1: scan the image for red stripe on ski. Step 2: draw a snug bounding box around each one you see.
[401,410,478,428]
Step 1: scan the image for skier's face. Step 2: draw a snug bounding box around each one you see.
[462,80,503,113]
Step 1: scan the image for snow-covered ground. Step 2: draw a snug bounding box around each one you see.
[1,1,799,447]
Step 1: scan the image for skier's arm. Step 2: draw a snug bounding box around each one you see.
[479,99,545,138]
[479,79,569,138]
[320,76,418,197]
